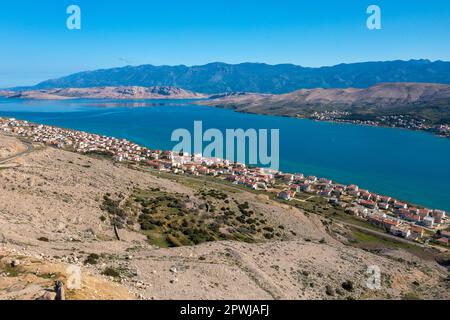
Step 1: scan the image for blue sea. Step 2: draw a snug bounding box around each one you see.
[1,98,449,212]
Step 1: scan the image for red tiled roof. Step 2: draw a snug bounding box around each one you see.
[361,200,376,206]
[369,216,384,223]
[410,226,424,233]
[383,219,398,226]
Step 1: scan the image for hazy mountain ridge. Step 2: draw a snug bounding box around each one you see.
[1,86,206,100]
[32,60,450,94]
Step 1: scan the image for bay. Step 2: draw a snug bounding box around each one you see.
[1,98,449,211]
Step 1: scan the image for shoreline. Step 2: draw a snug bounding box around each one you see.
[196,103,450,139]
[2,95,449,139]
[1,116,448,239]
[0,114,447,209]
[0,105,449,208]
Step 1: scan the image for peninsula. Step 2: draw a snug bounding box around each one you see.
[199,83,450,138]
[0,86,206,100]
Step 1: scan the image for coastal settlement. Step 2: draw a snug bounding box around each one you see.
[310,111,450,138]
[1,117,449,247]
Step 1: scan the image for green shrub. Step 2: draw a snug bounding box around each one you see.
[102,267,120,278]
[341,280,354,292]
[85,253,100,265]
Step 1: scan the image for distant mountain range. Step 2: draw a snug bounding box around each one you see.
[0,86,206,100]
[200,83,450,125]
[29,60,450,94]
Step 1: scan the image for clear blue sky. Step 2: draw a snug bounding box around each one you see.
[0,0,449,87]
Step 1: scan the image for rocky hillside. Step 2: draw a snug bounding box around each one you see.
[200,83,450,124]
[0,135,26,159]
[2,86,206,100]
[27,60,450,94]
[0,91,11,97]
[0,134,449,300]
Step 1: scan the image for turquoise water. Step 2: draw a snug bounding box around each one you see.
[1,98,449,211]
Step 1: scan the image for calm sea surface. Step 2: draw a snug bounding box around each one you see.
[1,98,449,211]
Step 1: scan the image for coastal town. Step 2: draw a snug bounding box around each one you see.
[310,111,450,138]
[1,116,449,248]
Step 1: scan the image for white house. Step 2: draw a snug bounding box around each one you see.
[278,190,295,201]
[422,216,435,228]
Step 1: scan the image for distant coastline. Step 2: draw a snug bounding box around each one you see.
[196,105,450,139]
[0,86,207,100]
[2,108,450,212]
[198,83,450,139]
[2,82,450,138]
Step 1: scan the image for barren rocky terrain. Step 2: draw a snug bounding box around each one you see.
[200,83,450,124]
[0,135,26,159]
[0,134,448,300]
[0,86,207,100]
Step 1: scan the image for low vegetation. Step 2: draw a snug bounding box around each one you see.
[104,187,286,248]
[101,193,131,229]
[84,253,100,265]
[0,261,22,277]
[102,267,121,278]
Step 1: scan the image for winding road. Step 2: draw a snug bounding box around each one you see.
[0,140,34,164]
[335,220,429,249]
